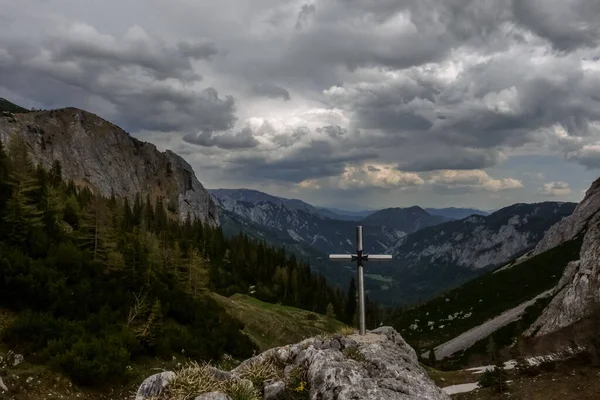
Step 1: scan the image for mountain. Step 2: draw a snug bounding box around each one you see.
[363,206,449,231]
[0,106,219,226]
[316,207,376,221]
[210,188,316,213]
[523,177,600,337]
[425,207,489,220]
[210,189,453,256]
[211,191,405,255]
[366,202,577,304]
[0,97,30,114]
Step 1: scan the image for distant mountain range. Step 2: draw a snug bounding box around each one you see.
[209,189,575,304]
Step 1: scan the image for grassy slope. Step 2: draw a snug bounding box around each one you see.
[0,293,347,399]
[0,98,29,113]
[391,236,583,350]
[212,293,347,351]
[429,362,600,400]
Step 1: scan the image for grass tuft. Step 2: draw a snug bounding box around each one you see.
[236,356,280,388]
[337,326,356,336]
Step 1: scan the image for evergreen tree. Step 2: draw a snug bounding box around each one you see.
[345,277,357,325]
[3,136,43,244]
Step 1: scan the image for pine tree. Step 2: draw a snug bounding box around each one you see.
[3,136,43,244]
[77,196,115,261]
[345,277,357,325]
[49,160,63,187]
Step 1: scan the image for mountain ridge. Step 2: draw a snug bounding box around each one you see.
[0,105,219,226]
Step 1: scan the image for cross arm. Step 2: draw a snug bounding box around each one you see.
[363,254,393,261]
[329,254,354,261]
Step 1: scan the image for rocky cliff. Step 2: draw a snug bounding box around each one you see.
[0,107,219,226]
[526,177,600,336]
[136,327,449,400]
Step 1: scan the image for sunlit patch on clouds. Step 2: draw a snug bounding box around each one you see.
[539,181,572,197]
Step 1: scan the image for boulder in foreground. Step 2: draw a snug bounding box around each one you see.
[136,326,449,400]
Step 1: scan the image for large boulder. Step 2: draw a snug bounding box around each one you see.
[136,327,448,400]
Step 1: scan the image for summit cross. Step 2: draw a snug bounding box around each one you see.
[329,225,393,335]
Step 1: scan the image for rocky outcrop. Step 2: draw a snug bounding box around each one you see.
[135,371,176,400]
[136,327,449,400]
[531,178,600,256]
[527,177,600,336]
[0,108,219,226]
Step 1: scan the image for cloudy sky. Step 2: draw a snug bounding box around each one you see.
[1,0,600,210]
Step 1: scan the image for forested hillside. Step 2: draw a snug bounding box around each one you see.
[0,136,349,386]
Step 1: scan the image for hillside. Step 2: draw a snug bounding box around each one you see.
[369,202,576,304]
[388,236,583,361]
[425,207,489,220]
[0,104,218,226]
[212,293,347,351]
[363,206,449,231]
[0,98,29,114]
[0,103,351,396]
[211,191,407,254]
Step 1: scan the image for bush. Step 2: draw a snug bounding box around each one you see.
[54,335,131,385]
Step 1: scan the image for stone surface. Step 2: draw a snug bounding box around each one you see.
[0,108,219,226]
[137,327,448,400]
[135,371,176,400]
[195,392,232,400]
[526,176,600,336]
[263,380,285,399]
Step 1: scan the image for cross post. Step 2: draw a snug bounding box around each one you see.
[329,225,393,335]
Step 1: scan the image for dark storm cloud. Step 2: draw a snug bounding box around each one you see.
[512,0,600,52]
[0,23,236,134]
[225,140,378,183]
[183,128,259,149]
[251,83,291,101]
[2,0,600,194]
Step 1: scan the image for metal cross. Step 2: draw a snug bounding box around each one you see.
[329,225,393,335]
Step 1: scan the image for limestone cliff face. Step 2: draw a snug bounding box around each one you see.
[527,177,600,336]
[0,108,219,226]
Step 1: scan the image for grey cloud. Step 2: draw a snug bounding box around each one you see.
[0,25,236,134]
[512,0,600,51]
[178,41,219,60]
[316,125,347,138]
[47,26,217,82]
[251,83,291,101]
[295,4,316,30]
[183,128,259,149]
[225,140,378,183]
[272,127,309,147]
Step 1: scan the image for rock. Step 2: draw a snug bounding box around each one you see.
[263,380,285,399]
[525,176,600,337]
[138,328,448,400]
[135,371,176,400]
[0,376,7,392]
[300,328,448,399]
[194,393,232,400]
[0,108,219,226]
[12,353,23,367]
